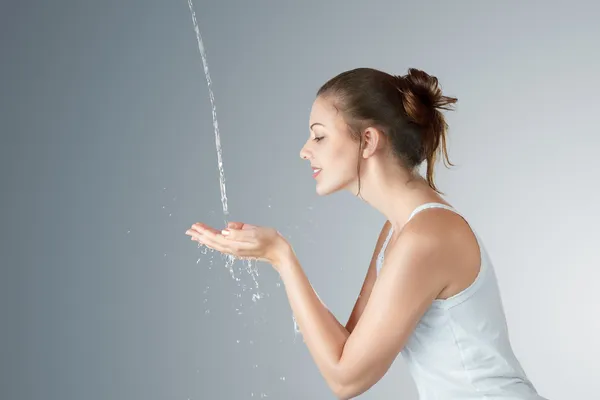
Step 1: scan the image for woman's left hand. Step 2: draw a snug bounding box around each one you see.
[185,221,289,266]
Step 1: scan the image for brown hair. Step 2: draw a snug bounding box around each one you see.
[316,67,457,194]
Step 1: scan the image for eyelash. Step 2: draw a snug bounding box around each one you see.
[314,136,324,142]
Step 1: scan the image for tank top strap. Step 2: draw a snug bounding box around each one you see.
[377,202,470,274]
[382,203,463,252]
[407,202,464,222]
[407,202,490,310]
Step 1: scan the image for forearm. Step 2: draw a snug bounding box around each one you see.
[273,244,349,390]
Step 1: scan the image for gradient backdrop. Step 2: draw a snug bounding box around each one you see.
[2,1,599,399]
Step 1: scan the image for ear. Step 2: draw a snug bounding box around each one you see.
[361,127,384,158]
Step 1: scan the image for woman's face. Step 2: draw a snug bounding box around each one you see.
[300,96,361,196]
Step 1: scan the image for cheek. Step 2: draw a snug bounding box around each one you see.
[329,142,359,170]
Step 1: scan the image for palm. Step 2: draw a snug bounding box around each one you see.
[187,220,286,265]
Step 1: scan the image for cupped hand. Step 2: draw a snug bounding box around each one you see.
[185,221,288,266]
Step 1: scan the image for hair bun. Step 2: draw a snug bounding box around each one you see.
[396,68,456,126]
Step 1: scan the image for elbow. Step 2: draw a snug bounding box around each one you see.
[328,366,380,399]
[329,376,366,400]
[334,389,352,400]
[325,371,353,399]
[332,382,364,400]
[331,383,351,400]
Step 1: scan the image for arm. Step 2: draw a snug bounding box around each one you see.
[272,225,450,399]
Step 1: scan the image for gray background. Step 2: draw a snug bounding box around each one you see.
[2,1,598,399]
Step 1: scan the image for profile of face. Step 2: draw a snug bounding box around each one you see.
[299,96,362,196]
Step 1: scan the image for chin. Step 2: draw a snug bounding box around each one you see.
[315,185,329,196]
[315,180,347,196]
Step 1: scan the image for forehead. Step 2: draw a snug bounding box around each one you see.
[309,96,340,127]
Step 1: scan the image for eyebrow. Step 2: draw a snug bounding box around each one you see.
[310,122,325,130]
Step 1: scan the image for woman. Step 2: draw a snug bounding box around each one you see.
[185,68,548,400]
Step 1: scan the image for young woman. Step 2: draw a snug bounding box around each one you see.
[186,68,548,400]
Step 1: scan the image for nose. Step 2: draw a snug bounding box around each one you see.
[299,142,311,160]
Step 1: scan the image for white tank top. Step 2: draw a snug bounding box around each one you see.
[376,202,548,400]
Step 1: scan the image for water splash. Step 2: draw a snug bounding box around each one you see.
[187,0,264,303]
[292,315,301,342]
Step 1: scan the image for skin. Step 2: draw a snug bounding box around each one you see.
[186,95,481,399]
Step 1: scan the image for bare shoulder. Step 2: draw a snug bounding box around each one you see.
[403,206,475,242]
[389,208,481,300]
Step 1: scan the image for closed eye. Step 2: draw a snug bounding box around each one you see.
[314,136,324,142]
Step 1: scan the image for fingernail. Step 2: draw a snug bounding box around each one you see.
[221,229,229,235]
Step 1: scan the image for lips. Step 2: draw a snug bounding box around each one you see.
[312,168,322,178]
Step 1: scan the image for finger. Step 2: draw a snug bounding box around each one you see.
[221,227,255,242]
[189,223,220,236]
[186,225,211,240]
[196,233,256,257]
[193,223,226,240]
[227,221,244,229]
[186,228,202,241]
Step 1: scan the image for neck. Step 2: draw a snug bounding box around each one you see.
[349,159,446,231]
